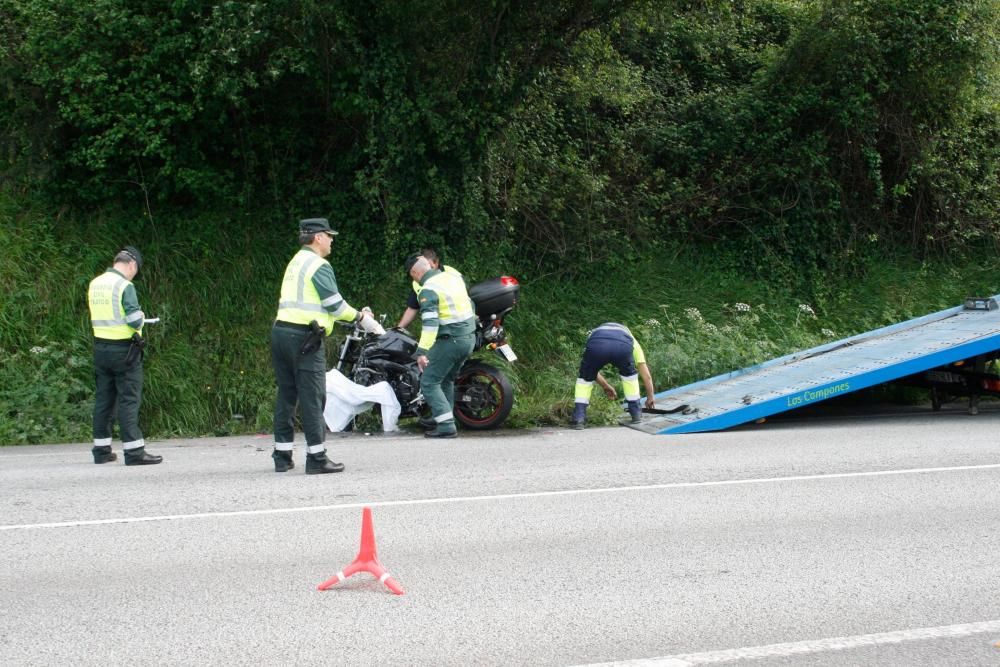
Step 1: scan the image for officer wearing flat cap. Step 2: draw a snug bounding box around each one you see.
[406,253,477,438]
[270,218,370,474]
[86,246,162,465]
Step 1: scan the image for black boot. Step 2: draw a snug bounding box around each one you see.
[272,449,295,472]
[92,446,117,464]
[570,403,587,430]
[424,427,458,438]
[306,452,345,474]
[124,447,163,466]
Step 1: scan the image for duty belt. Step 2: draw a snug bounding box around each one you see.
[274,321,312,332]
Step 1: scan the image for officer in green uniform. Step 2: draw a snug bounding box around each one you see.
[395,247,462,330]
[406,254,477,438]
[87,246,162,465]
[271,218,370,474]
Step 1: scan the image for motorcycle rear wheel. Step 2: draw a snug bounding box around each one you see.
[454,362,514,430]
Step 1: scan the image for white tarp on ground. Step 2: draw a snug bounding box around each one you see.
[323,369,401,432]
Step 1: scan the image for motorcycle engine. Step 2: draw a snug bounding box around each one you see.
[355,354,422,414]
[353,366,387,387]
[388,366,421,407]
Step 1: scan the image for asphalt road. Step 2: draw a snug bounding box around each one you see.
[2,404,999,666]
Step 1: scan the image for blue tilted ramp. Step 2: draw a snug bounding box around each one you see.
[638,295,1000,434]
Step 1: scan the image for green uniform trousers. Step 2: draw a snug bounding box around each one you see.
[92,340,144,447]
[271,323,327,448]
[421,332,475,431]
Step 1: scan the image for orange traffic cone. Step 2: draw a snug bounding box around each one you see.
[317,507,404,595]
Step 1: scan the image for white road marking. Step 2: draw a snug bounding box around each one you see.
[2,462,999,531]
[576,619,1000,665]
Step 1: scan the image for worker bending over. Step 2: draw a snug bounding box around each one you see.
[571,322,656,429]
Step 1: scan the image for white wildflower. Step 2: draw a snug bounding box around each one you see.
[821,328,836,338]
[798,304,816,317]
[684,307,703,322]
[29,346,46,355]
[644,318,661,327]
[734,302,751,313]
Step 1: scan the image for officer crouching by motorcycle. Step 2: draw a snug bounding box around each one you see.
[405,254,476,438]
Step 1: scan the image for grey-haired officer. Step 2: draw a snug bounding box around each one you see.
[395,247,462,330]
[271,218,370,473]
[87,246,162,465]
[406,254,477,438]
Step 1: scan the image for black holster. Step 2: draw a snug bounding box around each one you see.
[299,320,325,355]
[125,332,146,366]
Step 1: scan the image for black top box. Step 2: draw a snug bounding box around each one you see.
[469,276,520,322]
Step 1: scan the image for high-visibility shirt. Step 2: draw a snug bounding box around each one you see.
[276,248,357,334]
[407,264,462,309]
[589,322,646,365]
[415,269,476,353]
[88,268,145,340]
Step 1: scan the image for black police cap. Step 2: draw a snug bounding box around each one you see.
[121,246,143,270]
[299,218,338,235]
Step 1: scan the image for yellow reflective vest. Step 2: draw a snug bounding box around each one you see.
[88,270,142,340]
[276,249,356,333]
[411,264,461,295]
[416,269,476,351]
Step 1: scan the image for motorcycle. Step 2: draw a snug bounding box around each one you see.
[335,276,520,430]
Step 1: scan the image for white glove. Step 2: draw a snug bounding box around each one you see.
[358,309,385,336]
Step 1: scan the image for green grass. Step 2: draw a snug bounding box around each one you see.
[2,192,998,444]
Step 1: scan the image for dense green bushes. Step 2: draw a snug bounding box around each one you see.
[3,1,998,272]
[0,0,631,262]
[485,0,1000,275]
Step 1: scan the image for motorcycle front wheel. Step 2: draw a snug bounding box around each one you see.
[454,362,514,430]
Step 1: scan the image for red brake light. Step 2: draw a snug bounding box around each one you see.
[500,276,519,286]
